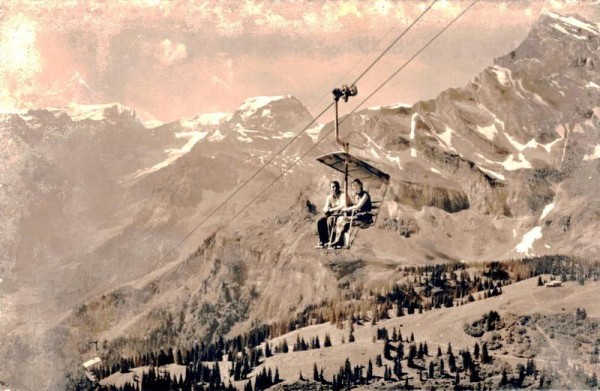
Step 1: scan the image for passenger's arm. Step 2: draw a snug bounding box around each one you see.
[344,193,368,212]
[322,195,332,213]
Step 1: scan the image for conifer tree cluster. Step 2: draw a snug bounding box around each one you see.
[91,257,600,390]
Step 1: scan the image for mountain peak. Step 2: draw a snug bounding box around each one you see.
[237,95,294,120]
[226,95,315,143]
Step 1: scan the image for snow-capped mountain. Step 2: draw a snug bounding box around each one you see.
[0,94,320,344]
[2,11,600,390]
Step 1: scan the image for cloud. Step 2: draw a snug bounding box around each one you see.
[0,14,42,110]
[155,39,188,66]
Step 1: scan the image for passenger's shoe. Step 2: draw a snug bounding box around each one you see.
[327,241,343,249]
[314,243,325,249]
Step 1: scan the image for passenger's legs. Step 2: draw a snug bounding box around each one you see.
[317,216,330,245]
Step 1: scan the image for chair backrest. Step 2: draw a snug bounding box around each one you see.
[351,199,382,228]
[371,200,381,212]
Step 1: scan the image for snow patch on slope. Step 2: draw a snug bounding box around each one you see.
[209,130,225,142]
[544,11,600,35]
[181,112,231,128]
[437,126,457,153]
[490,66,525,98]
[368,102,412,110]
[61,103,136,121]
[515,226,543,256]
[479,167,505,181]
[505,133,562,154]
[386,154,403,170]
[587,81,600,89]
[132,131,208,178]
[540,203,555,220]
[476,124,497,140]
[490,66,511,87]
[306,123,324,142]
[583,145,600,161]
[410,113,419,157]
[502,153,532,171]
[551,23,587,40]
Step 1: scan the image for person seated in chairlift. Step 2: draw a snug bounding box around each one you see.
[329,179,372,248]
[315,180,345,248]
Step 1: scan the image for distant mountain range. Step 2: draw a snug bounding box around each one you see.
[1,10,599,390]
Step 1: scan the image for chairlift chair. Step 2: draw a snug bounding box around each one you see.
[316,85,391,249]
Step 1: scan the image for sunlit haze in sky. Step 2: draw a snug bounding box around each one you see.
[1,0,598,122]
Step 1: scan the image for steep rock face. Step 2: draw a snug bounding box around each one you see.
[340,11,600,259]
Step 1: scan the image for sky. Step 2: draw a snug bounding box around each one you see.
[1,0,598,123]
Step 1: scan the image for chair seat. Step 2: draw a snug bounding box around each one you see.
[351,212,375,228]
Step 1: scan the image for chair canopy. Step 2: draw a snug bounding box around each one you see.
[316,151,390,185]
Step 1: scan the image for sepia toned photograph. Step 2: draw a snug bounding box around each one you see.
[1,1,599,390]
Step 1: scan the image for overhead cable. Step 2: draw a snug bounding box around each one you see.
[149,1,439,266]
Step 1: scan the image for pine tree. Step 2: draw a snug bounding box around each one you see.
[324,334,332,347]
[367,359,373,381]
[398,342,404,360]
[481,343,491,364]
[517,364,526,386]
[393,357,402,379]
[408,344,417,362]
[313,363,319,381]
[384,339,392,360]
[384,365,391,380]
[468,361,479,382]
[281,339,289,353]
[500,368,508,385]
[396,304,404,317]
[449,351,456,373]
[473,342,480,360]
[313,336,321,349]
[344,358,352,386]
